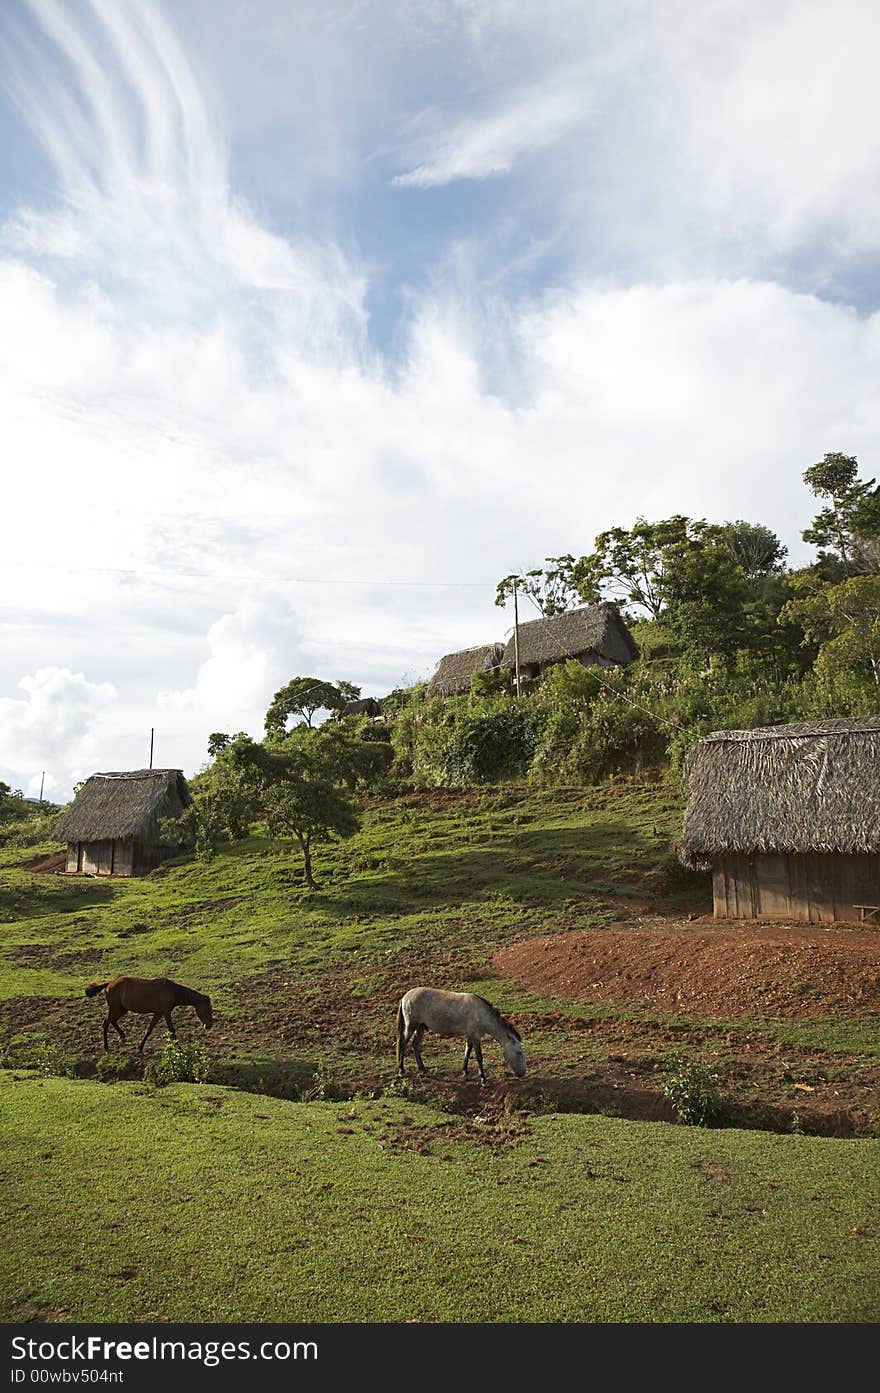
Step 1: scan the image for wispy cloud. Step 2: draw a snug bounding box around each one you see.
[3,1,880,798]
[392,75,589,187]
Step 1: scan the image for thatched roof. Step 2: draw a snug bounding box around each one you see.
[679,718,880,867]
[53,770,191,843]
[426,643,506,698]
[501,602,639,669]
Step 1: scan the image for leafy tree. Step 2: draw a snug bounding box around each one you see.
[660,532,751,657]
[572,516,753,657]
[572,517,698,620]
[780,574,880,688]
[802,452,880,575]
[264,677,360,734]
[721,521,787,579]
[495,556,585,616]
[226,725,390,887]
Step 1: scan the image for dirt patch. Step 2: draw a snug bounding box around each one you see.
[178,898,242,917]
[494,921,880,1019]
[20,853,66,874]
[4,920,878,1138]
[14,944,104,969]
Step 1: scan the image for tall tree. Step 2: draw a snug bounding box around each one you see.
[802,452,879,576]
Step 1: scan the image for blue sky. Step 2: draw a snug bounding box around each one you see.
[2,0,880,799]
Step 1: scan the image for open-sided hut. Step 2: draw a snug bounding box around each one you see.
[501,602,639,681]
[678,717,880,923]
[53,769,192,877]
[426,643,505,698]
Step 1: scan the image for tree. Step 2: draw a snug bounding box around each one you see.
[802,452,880,576]
[225,725,390,887]
[572,517,697,620]
[495,556,585,616]
[264,677,360,734]
[720,521,787,579]
[780,574,880,688]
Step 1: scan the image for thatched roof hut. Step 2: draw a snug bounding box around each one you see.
[501,602,639,678]
[426,643,505,698]
[54,769,191,877]
[679,718,880,922]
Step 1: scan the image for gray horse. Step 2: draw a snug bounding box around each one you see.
[396,987,526,1085]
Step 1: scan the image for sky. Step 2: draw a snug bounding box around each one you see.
[2,0,880,801]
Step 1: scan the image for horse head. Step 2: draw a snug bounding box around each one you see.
[195,995,213,1030]
[502,1029,526,1078]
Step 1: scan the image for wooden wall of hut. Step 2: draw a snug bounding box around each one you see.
[712,852,880,923]
[65,839,139,876]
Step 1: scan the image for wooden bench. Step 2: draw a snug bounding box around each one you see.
[853,904,880,924]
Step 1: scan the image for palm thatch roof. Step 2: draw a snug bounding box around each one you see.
[426,643,506,698]
[679,717,880,868]
[501,602,639,669]
[53,770,191,843]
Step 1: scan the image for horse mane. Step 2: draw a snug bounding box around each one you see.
[474,995,521,1041]
[175,983,207,1007]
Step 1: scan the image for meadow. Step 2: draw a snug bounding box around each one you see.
[1,774,878,1323]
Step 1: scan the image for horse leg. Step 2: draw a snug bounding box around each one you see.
[409,1025,427,1075]
[463,1040,472,1078]
[472,1038,487,1086]
[138,1013,161,1053]
[105,1008,126,1050]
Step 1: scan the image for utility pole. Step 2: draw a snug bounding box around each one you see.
[39,772,45,806]
[513,579,522,697]
[149,728,154,770]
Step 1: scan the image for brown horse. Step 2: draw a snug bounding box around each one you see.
[85,976,213,1053]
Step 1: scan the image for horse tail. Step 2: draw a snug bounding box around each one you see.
[395,1001,406,1069]
[84,981,107,998]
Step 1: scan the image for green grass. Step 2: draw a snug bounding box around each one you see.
[0,778,696,1007]
[2,1072,877,1324]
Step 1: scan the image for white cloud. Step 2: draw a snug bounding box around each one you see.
[0,667,117,798]
[3,1,880,801]
[393,75,590,187]
[158,590,304,736]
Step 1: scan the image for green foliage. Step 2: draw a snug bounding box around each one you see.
[661,1052,721,1126]
[264,676,357,734]
[144,1037,210,1087]
[0,786,61,848]
[780,573,880,690]
[495,556,583,616]
[802,452,880,576]
[721,520,788,578]
[392,693,540,786]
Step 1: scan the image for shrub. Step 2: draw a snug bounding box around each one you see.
[661,1052,721,1126]
[144,1038,210,1087]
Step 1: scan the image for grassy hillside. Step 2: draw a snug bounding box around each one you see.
[0,775,695,1011]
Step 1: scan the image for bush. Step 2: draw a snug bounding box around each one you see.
[661,1052,721,1126]
[144,1038,210,1087]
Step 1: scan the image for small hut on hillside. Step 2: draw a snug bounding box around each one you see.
[53,769,192,877]
[501,602,639,682]
[678,718,880,923]
[426,643,506,698]
[340,696,382,717]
